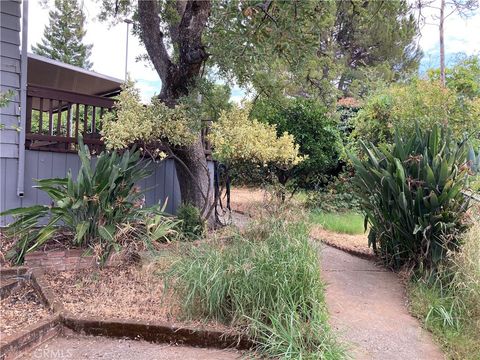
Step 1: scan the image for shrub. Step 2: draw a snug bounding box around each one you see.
[1,138,179,264]
[251,98,343,188]
[208,105,304,170]
[350,124,470,271]
[350,79,480,152]
[166,218,343,359]
[176,203,205,239]
[408,217,480,359]
[306,170,360,212]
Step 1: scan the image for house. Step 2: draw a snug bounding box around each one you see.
[0,0,207,225]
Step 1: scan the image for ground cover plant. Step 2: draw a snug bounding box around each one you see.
[1,138,179,264]
[408,216,480,359]
[350,124,470,271]
[166,216,344,359]
[310,210,364,235]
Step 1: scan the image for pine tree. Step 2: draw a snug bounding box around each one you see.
[32,0,93,69]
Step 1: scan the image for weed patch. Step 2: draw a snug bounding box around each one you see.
[166,218,344,359]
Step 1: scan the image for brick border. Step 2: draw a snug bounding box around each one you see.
[61,317,253,350]
[0,316,61,360]
[317,238,377,261]
[1,267,254,358]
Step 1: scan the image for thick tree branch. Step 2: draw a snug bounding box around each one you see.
[177,1,211,72]
[137,0,173,83]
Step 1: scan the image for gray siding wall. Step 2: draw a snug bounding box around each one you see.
[0,0,21,159]
[0,150,188,225]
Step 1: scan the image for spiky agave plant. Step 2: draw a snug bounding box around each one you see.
[350,124,471,271]
[1,137,178,264]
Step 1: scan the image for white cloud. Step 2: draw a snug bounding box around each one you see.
[416,0,480,56]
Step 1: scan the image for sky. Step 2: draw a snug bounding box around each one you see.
[27,0,480,103]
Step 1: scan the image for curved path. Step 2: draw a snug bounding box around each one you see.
[320,245,444,360]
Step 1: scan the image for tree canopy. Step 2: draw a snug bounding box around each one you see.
[95,0,423,216]
[33,0,93,69]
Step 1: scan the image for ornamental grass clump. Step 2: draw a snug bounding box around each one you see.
[166,218,343,359]
[408,217,480,359]
[350,124,471,271]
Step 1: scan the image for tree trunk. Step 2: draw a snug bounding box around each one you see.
[439,0,446,87]
[174,136,214,221]
[137,0,215,222]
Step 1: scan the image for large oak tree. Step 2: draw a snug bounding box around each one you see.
[98,0,420,219]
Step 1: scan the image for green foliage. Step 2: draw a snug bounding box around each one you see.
[428,54,480,99]
[350,124,470,270]
[306,171,360,212]
[99,1,420,103]
[209,105,304,170]
[1,138,179,264]
[350,79,480,151]
[310,210,364,235]
[102,83,198,152]
[166,218,343,359]
[334,0,421,97]
[176,203,205,239]
[32,0,93,69]
[0,90,14,109]
[180,79,233,122]
[408,219,480,359]
[251,97,342,188]
[207,0,338,102]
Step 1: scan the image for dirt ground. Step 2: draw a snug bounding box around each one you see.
[0,283,51,337]
[22,335,243,360]
[230,187,266,217]
[311,225,373,257]
[42,261,231,333]
[320,245,444,360]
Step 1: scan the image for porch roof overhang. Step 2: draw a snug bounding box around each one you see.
[27,53,123,97]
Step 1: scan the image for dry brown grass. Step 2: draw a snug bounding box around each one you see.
[0,283,52,337]
[42,255,230,332]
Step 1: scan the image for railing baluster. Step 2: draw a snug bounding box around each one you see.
[75,104,80,145]
[66,102,72,150]
[56,100,62,135]
[25,96,33,133]
[91,106,96,133]
[84,105,88,135]
[48,99,53,135]
[39,98,44,133]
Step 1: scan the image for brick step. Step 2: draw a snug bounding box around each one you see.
[0,278,24,300]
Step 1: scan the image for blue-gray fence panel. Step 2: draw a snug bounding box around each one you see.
[0,150,191,225]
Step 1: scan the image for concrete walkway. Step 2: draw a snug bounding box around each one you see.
[320,245,444,360]
[21,335,242,360]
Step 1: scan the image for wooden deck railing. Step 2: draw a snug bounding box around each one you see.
[25,85,114,154]
[25,85,213,157]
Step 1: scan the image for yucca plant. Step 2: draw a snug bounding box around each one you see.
[1,137,178,264]
[350,124,471,271]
